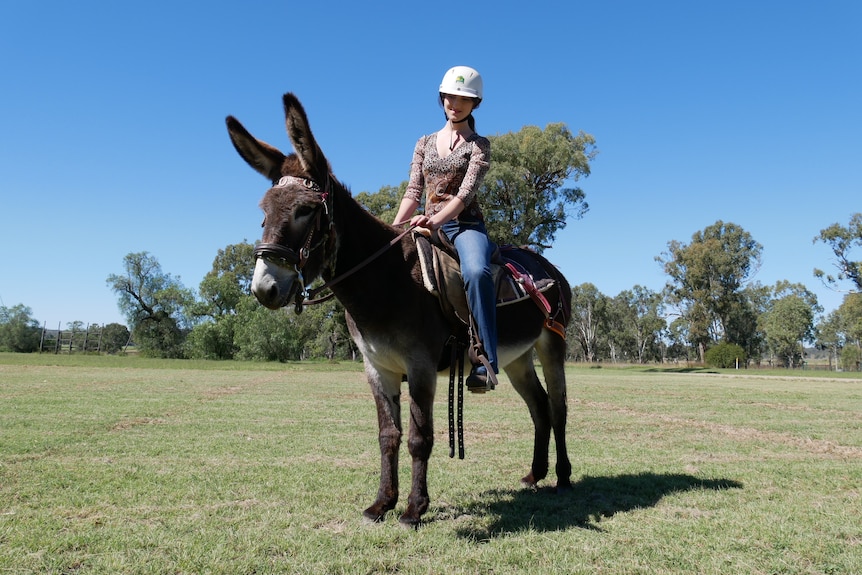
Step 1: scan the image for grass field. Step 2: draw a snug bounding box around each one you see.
[1,353,860,574]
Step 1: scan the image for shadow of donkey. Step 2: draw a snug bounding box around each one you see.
[451,472,743,539]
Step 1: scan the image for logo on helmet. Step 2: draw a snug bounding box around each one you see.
[455,75,465,84]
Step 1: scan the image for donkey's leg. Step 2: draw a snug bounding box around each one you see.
[505,351,552,487]
[399,372,437,526]
[362,364,403,522]
[535,330,572,491]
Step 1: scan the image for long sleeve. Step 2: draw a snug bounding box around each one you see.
[404,135,428,204]
[454,136,490,207]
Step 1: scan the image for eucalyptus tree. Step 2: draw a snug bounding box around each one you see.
[482,123,597,251]
[569,283,608,362]
[836,293,862,370]
[815,310,843,371]
[814,212,862,291]
[761,296,815,367]
[759,281,820,367]
[106,252,194,358]
[615,285,666,364]
[657,220,762,361]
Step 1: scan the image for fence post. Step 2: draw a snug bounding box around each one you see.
[39,321,46,353]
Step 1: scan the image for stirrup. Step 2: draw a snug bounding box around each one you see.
[466,365,493,393]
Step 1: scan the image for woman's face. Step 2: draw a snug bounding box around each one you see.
[443,94,477,123]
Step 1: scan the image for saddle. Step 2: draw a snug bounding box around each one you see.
[413,231,563,337]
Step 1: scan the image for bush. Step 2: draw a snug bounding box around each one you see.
[840,345,861,372]
[705,342,746,368]
[0,304,41,353]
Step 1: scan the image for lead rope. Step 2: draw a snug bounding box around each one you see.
[447,337,466,459]
[457,344,465,459]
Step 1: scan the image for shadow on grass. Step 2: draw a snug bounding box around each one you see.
[643,367,720,374]
[449,472,743,540]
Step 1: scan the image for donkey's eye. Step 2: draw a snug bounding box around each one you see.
[295,205,316,220]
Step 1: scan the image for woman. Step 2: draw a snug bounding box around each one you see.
[392,65,497,392]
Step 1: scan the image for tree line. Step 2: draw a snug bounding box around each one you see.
[3,125,860,369]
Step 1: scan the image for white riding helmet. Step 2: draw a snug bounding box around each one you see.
[439,65,483,101]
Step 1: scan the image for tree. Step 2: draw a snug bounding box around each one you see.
[704,342,746,368]
[186,242,256,360]
[568,283,608,362]
[665,317,695,362]
[815,311,843,371]
[761,296,814,368]
[201,241,256,308]
[0,304,41,353]
[101,323,131,354]
[836,293,862,371]
[482,124,597,251]
[185,313,239,360]
[759,281,820,368]
[106,252,194,358]
[813,213,862,292]
[602,295,632,363]
[355,183,408,224]
[233,296,303,361]
[291,297,354,360]
[615,286,666,364]
[657,221,763,361]
[66,320,87,352]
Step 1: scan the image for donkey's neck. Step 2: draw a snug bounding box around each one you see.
[325,184,416,314]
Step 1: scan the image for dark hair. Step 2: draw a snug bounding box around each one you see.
[439,93,480,132]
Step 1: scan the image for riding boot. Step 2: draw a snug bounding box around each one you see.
[466,316,497,393]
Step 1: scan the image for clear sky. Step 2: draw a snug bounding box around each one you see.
[1,1,859,329]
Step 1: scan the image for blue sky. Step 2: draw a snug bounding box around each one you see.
[1,1,859,329]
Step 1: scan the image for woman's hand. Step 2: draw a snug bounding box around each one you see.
[410,214,438,230]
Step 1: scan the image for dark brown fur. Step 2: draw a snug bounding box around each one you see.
[227,93,572,526]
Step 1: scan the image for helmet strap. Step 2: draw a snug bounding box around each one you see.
[451,114,471,124]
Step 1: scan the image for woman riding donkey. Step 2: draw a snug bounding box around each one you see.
[393,65,497,392]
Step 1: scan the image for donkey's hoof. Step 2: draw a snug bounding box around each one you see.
[362,504,392,523]
[398,513,422,529]
[521,471,539,489]
[556,480,574,494]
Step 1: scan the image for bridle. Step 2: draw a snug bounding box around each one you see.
[253,175,332,268]
[253,174,415,313]
[253,175,335,312]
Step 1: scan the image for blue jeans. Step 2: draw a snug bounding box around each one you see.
[440,219,498,373]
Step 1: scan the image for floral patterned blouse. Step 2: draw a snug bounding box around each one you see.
[404,132,491,222]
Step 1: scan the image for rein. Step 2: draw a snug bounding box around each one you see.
[303,224,416,306]
[253,174,417,311]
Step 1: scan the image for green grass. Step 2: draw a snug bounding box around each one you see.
[1,354,860,574]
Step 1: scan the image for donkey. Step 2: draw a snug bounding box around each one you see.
[226,93,572,526]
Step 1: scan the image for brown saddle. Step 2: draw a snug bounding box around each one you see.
[412,231,560,332]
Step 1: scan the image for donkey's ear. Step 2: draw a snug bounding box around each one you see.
[283,93,330,182]
[226,116,286,182]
